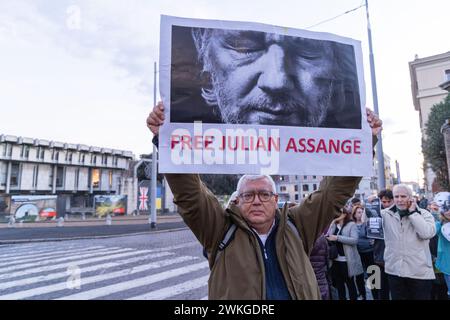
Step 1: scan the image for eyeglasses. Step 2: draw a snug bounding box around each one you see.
[239,191,275,203]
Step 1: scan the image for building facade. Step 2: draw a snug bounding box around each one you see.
[274,175,324,203]
[409,51,450,195]
[274,152,396,203]
[0,134,179,217]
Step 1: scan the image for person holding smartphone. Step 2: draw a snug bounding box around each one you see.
[381,184,436,300]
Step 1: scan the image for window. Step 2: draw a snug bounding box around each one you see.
[114,157,119,167]
[109,170,113,188]
[102,155,108,165]
[313,184,317,191]
[446,69,450,81]
[280,186,286,192]
[79,153,85,164]
[91,155,97,165]
[32,165,39,188]
[92,169,100,188]
[3,143,12,157]
[295,194,299,201]
[312,176,317,179]
[20,145,30,158]
[10,163,20,187]
[51,150,59,161]
[36,147,45,160]
[75,168,79,190]
[65,152,73,163]
[294,185,298,192]
[0,163,7,186]
[302,184,309,192]
[56,166,64,188]
[49,167,53,187]
[303,175,307,180]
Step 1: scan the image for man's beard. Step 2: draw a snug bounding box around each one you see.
[205,73,333,127]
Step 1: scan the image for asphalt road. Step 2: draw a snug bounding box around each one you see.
[0,222,187,244]
[0,230,208,300]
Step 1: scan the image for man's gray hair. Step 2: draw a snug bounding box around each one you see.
[226,191,239,207]
[393,184,413,197]
[191,28,219,106]
[236,175,277,194]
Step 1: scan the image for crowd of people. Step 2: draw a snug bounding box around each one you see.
[147,101,449,300]
[310,189,450,300]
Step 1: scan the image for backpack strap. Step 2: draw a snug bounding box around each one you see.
[203,222,237,262]
[218,223,237,251]
[207,217,301,264]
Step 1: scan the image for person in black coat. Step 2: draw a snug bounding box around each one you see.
[309,233,331,300]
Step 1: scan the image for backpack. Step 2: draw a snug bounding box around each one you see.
[203,217,301,264]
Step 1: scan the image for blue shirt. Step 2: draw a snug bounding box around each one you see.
[255,218,292,300]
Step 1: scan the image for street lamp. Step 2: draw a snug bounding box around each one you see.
[150,61,158,229]
[365,0,386,190]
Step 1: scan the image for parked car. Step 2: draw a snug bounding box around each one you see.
[113,207,125,215]
[39,207,57,219]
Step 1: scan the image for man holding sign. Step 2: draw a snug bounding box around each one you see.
[152,16,380,299]
[147,102,381,299]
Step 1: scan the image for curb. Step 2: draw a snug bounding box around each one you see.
[0,227,190,245]
[0,217,182,228]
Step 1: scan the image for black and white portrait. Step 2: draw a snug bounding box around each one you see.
[170,25,362,129]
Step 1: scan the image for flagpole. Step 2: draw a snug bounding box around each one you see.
[150,61,157,228]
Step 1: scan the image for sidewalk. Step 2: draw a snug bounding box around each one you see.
[0,213,187,244]
[0,213,183,228]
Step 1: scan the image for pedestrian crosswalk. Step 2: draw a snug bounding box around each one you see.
[0,241,209,300]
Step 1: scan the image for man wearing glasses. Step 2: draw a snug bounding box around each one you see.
[147,102,382,300]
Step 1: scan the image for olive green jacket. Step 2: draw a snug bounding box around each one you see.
[165,173,361,300]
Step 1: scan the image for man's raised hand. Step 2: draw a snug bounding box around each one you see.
[147,101,165,136]
[366,108,382,136]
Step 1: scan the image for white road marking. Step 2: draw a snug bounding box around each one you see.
[0,241,199,281]
[127,275,209,300]
[0,246,109,266]
[1,256,201,300]
[0,248,133,275]
[56,261,209,300]
[0,243,55,255]
[0,251,174,291]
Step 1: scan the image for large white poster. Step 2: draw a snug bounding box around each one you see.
[158,15,372,176]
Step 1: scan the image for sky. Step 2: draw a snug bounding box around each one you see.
[1,0,449,185]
